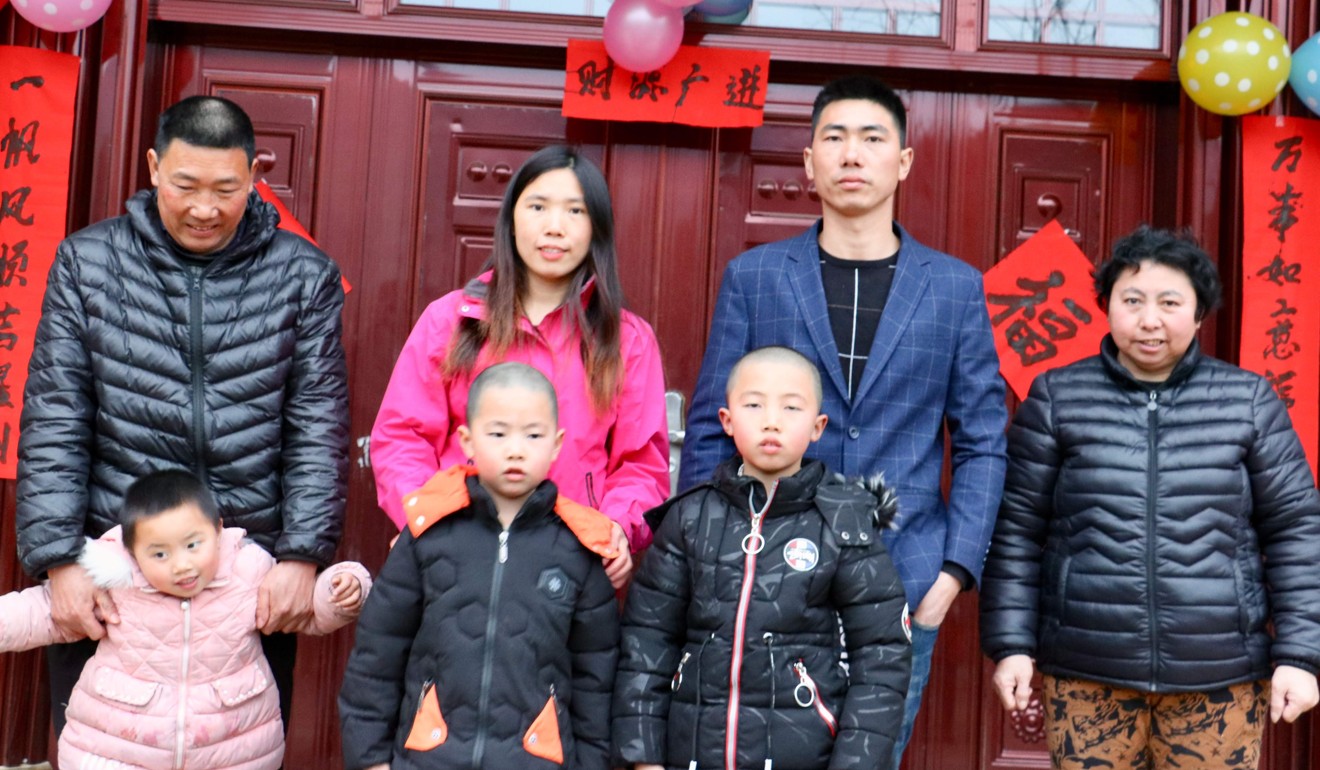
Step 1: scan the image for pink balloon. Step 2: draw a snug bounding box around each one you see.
[12,0,113,33]
[655,0,700,7]
[603,0,685,73]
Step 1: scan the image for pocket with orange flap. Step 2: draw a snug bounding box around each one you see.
[522,690,564,764]
[404,680,448,752]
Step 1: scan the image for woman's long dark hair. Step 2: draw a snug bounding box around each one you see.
[444,145,625,412]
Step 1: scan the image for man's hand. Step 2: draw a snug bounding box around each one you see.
[992,654,1036,712]
[635,765,664,770]
[1271,665,1320,723]
[257,560,318,634]
[362,764,390,770]
[49,563,118,640]
[911,570,962,628]
[330,573,365,614]
[602,522,634,590]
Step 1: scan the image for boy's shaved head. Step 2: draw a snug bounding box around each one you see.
[727,346,823,406]
[467,362,559,424]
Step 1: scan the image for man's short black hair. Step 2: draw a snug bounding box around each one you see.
[121,469,220,551]
[1093,225,1222,322]
[811,75,908,146]
[154,96,256,164]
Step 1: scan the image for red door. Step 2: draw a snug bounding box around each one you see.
[18,35,1294,770]
[157,43,1169,770]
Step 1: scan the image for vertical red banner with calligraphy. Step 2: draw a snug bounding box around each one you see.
[0,47,80,479]
[1241,116,1320,482]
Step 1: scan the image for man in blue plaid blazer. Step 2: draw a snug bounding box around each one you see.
[679,75,1008,765]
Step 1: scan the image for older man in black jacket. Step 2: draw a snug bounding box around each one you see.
[15,95,349,737]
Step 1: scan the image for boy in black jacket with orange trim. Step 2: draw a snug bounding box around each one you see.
[614,346,911,770]
[340,362,619,770]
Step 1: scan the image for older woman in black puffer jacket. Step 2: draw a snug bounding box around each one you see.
[980,226,1320,770]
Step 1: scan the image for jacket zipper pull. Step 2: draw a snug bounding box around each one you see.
[418,678,434,713]
[1147,391,1158,411]
[498,530,509,564]
[792,660,818,707]
[672,651,692,692]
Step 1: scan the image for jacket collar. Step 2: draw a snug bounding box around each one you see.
[783,220,932,404]
[713,456,825,517]
[1100,333,1202,391]
[84,525,247,594]
[401,465,618,558]
[127,188,280,273]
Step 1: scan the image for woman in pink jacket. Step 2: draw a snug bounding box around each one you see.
[370,145,670,586]
[0,470,371,770]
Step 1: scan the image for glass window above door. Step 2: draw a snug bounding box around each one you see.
[985,0,1161,49]
[430,0,942,38]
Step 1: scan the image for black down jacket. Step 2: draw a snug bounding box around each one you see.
[339,467,619,770]
[16,189,348,576]
[980,336,1320,692]
[613,458,911,770]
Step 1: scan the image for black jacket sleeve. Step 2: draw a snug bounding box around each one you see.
[826,511,911,769]
[1245,377,1320,674]
[979,372,1059,663]
[276,242,349,566]
[16,240,95,578]
[569,558,620,770]
[613,496,693,765]
[339,532,424,769]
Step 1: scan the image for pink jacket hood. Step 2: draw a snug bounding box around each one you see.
[370,273,670,549]
[0,527,370,770]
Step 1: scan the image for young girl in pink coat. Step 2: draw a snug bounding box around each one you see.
[0,470,371,770]
[370,145,670,586]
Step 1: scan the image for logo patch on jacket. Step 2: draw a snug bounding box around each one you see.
[782,538,819,572]
[538,568,570,600]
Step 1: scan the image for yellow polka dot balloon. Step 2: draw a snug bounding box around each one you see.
[1178,12,1291,116]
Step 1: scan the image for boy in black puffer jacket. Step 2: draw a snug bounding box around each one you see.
[340,362,620,770]
[614,346,911,770]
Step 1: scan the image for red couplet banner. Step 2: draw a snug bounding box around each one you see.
[1241,116,1320,482]
[982,219,1108,401]
[0,46,80,479]
[563,40,769,128]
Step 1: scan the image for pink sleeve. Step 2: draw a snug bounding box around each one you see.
[599,316,671,551]
[307,561,374,635]
[371,302,457,529]
[0,584,79,652]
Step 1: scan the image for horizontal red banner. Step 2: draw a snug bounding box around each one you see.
[563,39,769,128]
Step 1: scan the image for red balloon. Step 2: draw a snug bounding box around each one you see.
[603,0,685,73]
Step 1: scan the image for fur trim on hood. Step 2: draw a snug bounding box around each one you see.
[77,533,135,590]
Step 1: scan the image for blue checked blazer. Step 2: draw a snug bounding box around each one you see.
[679,221,1008,608]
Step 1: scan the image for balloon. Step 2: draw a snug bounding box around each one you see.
[695,8,751,24]
[1177,12,1290,116]
[693,0,753,16]
[655,0,700,7]
[11,0,113,32]
[1288,32,1320,116]
[603,0,685,73]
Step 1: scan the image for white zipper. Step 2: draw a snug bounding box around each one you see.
[724,481,777,770]
[175,599,192,769]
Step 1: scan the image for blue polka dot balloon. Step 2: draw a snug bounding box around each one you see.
[1289,32,1320,116]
